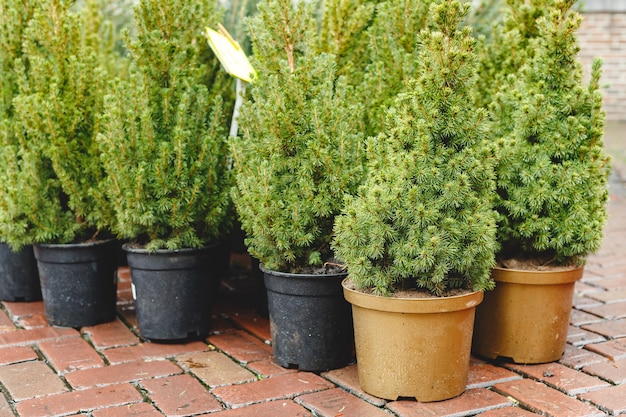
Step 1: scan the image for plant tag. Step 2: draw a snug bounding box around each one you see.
[205,24,256,83]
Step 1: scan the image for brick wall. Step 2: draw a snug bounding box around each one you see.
[578,2,626,120]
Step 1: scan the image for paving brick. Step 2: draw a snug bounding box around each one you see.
[493,379,605,417]
[39,337,105,373]
[0,308,16,332]
[571,295,602,310]
[0,346,38,365]
[82,319,140,349]
[209,315,237,335]
[15,383,143,417]
[386,388,511,416]
[575,281,603,294]
[140,374,222,416]
[0,360,68,401]
[586,288,626,303]
[503,362,611,395]
[117,307,138,332]
[212,372,334,408]
[560,345,609,369]
[64,359,183,389]
[476,407,540,416]
[209,400,312,416]
[230,312,271,343]
[0,393,14,416]
[3,300,48,329]
[246,357,299,378]
[117,266,131,281]
[322,364,387,407]
[584,337,626,360]
[2,302,45,320]
[567,325,607,346]
[91,401,163,417]
[569,309,604,326]
[582,358,626,384]
[594,276,626,291]
[102,340,208,365]
[176,351,256,388]
[0,327,78,347]
[582,301,626,319]
[579,383,626,415]
[208,330,272,364]
[581,318,626,339]
[467,362,522,389]
[296,387,390,417]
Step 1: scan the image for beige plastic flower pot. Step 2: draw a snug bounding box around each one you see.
[472,266,583,364]
[343,279,483,402]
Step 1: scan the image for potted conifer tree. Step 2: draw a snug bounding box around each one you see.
[0,0,41,302]
[98,0,233,341]
[0,0,123,326]
[231,0,369,371]
[332,0,498,402]
[472,0,611,364]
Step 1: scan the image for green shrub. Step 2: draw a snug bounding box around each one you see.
[231,0,367,272]
[492,0,610,266]
[333,0,498,296]
[98,0,233,251]
[0,0,122,249]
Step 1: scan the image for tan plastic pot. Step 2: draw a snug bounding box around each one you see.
[343,279,483,402]
[472,266,583,364]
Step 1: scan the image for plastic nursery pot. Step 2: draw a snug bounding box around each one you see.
[472,265,583,364]
[124,244,220,341]
[262,265,354,372]
[343,279,483,402]
[0,243,42,302]
[33,239,119,328]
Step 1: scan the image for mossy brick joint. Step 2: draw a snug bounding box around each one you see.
[489,0,611,265]
[231,0,366,273]
[98,0,233,251]
[0,0,121,249]
[332,0,498,297]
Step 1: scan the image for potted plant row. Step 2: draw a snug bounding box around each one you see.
[0,0,124,327]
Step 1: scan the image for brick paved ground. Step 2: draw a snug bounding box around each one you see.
[0,134,625,416]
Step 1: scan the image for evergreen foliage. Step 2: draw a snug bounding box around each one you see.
[0,0,122,249]
[332,0,498,297]
[231,0,366,272]
[493,0,610,266]
[360,0,436,137]
[98,0,233,251]
[317,0,378,84]
[474,0,554,112]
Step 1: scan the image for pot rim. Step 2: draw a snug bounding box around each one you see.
[122,242,217,255]
[35,238,117,250]
[492,265,583,285]
[260,263,348,279]
[342,278,483,314]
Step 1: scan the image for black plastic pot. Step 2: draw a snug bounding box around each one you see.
[33,239,119,327]
[262,265,354,372]
[124,244,220,341]
[0,243,42,302]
